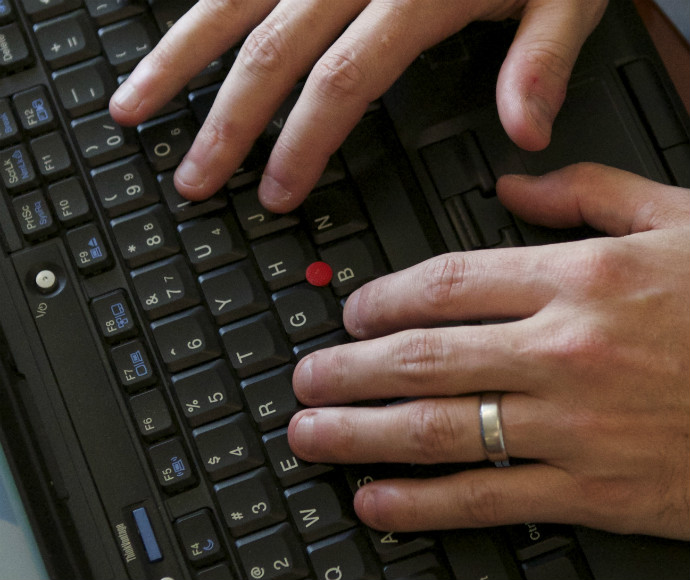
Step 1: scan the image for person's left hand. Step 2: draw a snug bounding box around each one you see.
[287,163,690,540]
[109,0,607,212]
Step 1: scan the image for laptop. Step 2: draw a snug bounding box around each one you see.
[1,0,689,578]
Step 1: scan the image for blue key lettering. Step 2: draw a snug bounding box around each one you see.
[32,99,49,122]
[171,456,187,478]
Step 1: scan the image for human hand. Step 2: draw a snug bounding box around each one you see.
[109,0,607,212]
[287,163,690,540]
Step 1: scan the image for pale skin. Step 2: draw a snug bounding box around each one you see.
[110,0,690,539]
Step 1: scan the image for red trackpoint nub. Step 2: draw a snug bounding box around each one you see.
[306,261,333,287]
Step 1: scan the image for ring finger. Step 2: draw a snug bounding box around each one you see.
[288,393,557,466]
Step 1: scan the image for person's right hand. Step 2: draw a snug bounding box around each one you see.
[110,0,608,213]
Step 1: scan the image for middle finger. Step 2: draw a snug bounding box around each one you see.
[292,320,542,407]
[288,394,555,465]
[173,0,369,200]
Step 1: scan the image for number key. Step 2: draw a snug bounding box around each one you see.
[131,255,200,320]
[92,155,159,217]
[111,204,179,268]
[150,306,221,373]
[72,110,138,167]
[172,360,242,428]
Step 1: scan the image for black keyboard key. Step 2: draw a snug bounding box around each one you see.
[0,23,32,73]
[85,0,146,26]
[0,0,14,24]
[65,222,111,274]
[188,61,225,92]
[441,530,521,580]
[188,83,220,125]
[319,233,388,296]
[91,289,137,342]
[12,86,56,135]
[179,215,246,273]
[220,312,292,378]
[129,388,176,442]
[151,306,221,373]
[241,365,299,432]
[1,144,38,193]
[504,523,573,562]
[421,132,495,199]
[236,523,309,580]
[215,467,287,538]
[99,14,159,73]
[0,99,20,146]
[34,10,100,70]
[172,359,242,428]
[285,479,355,543]
[111,204,179,268]
[232,187,300,240]
[522,551,589,580]
[131,255,200,320]
[30,132,72,180]
[199,261,269,326]
[138,110,196,171]
[53,57,117,118]
[193,414,264,482]
[252,232,316,291]
[92,154,159,217]
[272,284,342,344]
[72,110,139,167]
[158,170,227,222]
[196,563,236,580]
[12,189,56,240]
[307,529,380,580]
[303,181,368,244]
[292,329,350,361]
[175,510,223,567]
[367,528,435,565]
[148,437,196,494]
[110,338,156,392]
[48,177,91,226]
[262,428,330,487]
[149,0,194,34]
[384,552,450,580]
[20,0,81,22]
[664,142,690,188]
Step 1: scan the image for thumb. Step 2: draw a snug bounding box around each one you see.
[496,163,690,236]
[496,0,608,151]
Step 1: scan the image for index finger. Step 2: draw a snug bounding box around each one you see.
[110,0,277,125]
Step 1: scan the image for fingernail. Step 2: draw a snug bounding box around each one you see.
[111,81,141,113]
[293,356,313,402]
[258,174,293,211]
[344,289,363,337]
[291,413,316,455]
[525,93,554,140]
[176,158,206,189]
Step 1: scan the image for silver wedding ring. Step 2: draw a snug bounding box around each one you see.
[479,392,510,467]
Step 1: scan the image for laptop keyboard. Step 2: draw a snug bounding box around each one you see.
[0,2,601,579]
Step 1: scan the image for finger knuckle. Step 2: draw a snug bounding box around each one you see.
[238,18,290,77]
[406,404,458,461]
[545,318,611,371]
[565,242,625,296]
[199,0,248,30]
[391,330,447,378]
[421,254,468,311]
[462,477,505,526]
[311,47,367,103]
[198,111,238,151]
